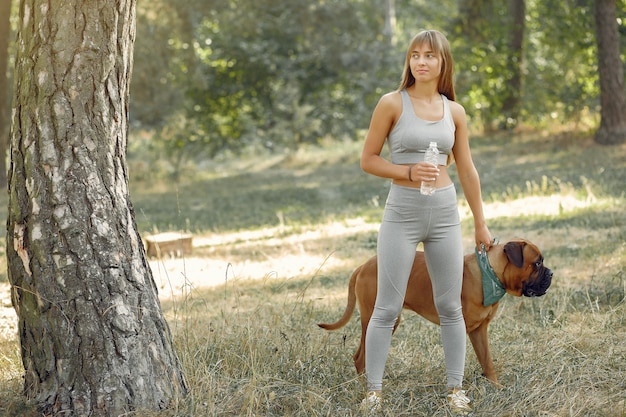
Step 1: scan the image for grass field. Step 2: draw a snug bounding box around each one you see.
[1,131,625,416]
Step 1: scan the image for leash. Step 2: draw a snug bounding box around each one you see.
[476,242,506,306]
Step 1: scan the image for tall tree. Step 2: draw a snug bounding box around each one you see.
[593,0,626,145]
[500,0,525,129]
[383,0,396,46]
[0,0,12,187]
[7,0,187,415]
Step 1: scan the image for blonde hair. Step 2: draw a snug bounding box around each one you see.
[398,30,456,101]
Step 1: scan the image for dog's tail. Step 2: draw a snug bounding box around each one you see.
[317,264,360,331]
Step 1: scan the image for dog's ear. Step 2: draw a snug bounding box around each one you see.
[504,241,525,268]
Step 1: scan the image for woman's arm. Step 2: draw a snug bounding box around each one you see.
[450,101,492,252]
[360,92,408,179]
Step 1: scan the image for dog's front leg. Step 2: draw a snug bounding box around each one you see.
[468,321,502,387]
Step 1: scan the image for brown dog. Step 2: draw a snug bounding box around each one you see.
[318,239,552,385]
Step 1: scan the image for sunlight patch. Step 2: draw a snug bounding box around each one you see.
[149,253,347,300]
[460,195,594,220]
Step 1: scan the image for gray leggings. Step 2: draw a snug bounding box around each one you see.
[365,183,465,390]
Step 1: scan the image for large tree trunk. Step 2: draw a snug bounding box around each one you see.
[7,1,187,415]
[594,0,626,145]
[0,0,12,187]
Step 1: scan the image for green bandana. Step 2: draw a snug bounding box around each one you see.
[476,244,506,306]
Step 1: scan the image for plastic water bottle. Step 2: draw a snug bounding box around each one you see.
[420,141,439,196]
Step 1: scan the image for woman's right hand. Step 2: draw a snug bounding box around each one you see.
[409,162,440,183]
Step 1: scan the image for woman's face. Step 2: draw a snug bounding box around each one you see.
[409,42,441,82]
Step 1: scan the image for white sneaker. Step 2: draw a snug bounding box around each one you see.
[361,390,381,412]
[447,388,472,415]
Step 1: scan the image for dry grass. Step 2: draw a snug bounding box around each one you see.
[0,131,625,416]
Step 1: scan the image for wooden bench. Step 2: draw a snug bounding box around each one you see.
[144,232,193,258]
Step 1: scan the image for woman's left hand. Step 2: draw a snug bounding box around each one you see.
[475,224,493,254]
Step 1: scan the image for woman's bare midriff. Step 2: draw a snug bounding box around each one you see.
[393,164,453,189]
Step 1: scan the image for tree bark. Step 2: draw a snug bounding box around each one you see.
[0,0,12,187]
[7,1,187,415]
[594,0,626,145]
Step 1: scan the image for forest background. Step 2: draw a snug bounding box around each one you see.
[2,0,626,184]
[0,0,626,416]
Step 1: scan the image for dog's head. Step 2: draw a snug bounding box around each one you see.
[503,240,553,297]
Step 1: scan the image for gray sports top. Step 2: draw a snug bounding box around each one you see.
[387,90,455,165]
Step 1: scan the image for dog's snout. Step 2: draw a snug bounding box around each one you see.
[522,267,553,297]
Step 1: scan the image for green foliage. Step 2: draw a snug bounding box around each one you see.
[185,0,392,156]
[127,0,626,166]
[523,0,599,125]
[448,0,512,128]
[132,2,191,127]
[7,0,626,164]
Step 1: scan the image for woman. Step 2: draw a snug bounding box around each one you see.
[360,29,492,415]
